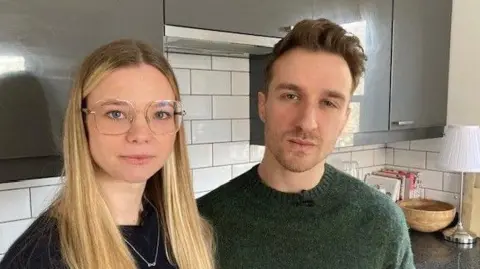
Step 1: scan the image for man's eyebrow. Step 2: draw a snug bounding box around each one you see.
[274,83,303,92]
[323,89,347,103]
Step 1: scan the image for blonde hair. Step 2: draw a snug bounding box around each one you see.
[50,39,215,269]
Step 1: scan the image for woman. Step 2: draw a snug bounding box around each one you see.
[0,39,215,269]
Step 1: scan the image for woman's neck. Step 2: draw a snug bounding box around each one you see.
[96,174,147,225]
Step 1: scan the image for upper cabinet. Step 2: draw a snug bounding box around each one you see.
[0,0,165,183]
[165,0,314,37]
[390,0,452,130]
[313,0,393,133]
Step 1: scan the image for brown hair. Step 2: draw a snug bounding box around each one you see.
[264,18,367,94]
[50,39,215,269]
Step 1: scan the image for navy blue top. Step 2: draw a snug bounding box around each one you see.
[0,199,175,269]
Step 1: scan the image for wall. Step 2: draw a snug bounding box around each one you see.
[386,138,460,208]
[446,0,480,126]
[0,53,387,260]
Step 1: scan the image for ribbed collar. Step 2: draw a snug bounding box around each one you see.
[239,163,338,206]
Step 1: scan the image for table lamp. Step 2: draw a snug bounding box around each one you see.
[437,124,480,244]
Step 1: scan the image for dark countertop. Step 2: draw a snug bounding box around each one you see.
[410,230,480,269]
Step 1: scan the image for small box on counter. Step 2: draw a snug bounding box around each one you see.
[364,167,422,202]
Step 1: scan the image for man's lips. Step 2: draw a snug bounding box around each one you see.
[288,138,316,146]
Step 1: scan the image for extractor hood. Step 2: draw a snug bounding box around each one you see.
[164,25,281,58]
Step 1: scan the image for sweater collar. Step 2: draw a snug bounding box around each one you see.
[243,163,338,206]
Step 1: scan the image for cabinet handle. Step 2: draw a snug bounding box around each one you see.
[279,26,294,32]
[392,120,415,126]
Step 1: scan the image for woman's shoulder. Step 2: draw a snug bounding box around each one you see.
[0,212,65,269]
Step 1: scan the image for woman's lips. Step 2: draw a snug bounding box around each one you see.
[120,155,155,165]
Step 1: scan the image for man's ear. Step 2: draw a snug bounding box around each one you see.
[257,91,266,123]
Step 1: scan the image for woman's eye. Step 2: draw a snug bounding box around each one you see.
[106,110,125,119]
[154,111,172,120]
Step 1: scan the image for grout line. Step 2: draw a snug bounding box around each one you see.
[0,217,33,225]
[28,188,33,218]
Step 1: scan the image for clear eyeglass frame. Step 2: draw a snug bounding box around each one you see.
[82,99,186,135]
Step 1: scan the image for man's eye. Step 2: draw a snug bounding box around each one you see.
[321,100,337,108]
[282,93,299,100]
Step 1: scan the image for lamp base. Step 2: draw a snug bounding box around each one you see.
[443,224,477,244]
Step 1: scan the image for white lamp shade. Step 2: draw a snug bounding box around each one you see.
[437,125,480,172]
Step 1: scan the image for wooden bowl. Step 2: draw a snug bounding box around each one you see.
[397,199,456,232]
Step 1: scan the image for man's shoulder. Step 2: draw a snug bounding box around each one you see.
[0,212,64,269]
[332,167,406,225]
[197,167,255,219]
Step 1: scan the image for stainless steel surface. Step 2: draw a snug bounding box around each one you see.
[443,172,478,245]
[393,120,415,126]
[279,26,294,32]
[164,25,280,57]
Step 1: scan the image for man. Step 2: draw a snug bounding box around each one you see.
[197,18,415,269]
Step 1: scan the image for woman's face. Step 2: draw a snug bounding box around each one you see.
[85,63,178,183]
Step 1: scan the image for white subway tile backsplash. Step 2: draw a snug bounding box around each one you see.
[30,185,61,217]
[191,70,231,95]
[191,120,231,144]
[424,189,459,208]
[426,152,440,170]
[363,144,386,150]
[0,189,30,223]
[386,148,394,165]
[232,119,250,141]
[409,138,442,152]
[168,53,211,70]
[326,152,351,170]
[387,141,410,149]
[231,72,250,95]
[443,173,461,193]
[351,150,374,168]
[187,144,213,169]
[181,95,212,120]
[0,218,34,254]
[373,148,386,166]
[232,163,258,178]
[213,96,249,119]
[183,120,192,144]
[213,142,250,166]
[212,56,249,71]
[173,68,191,94]
[393,149,426,169]
[194,191,209,199]
[192,165,232,193]
[416,170,443,190]
[250,145,265,162]
[0,177,61,191]
[335,145,364,152]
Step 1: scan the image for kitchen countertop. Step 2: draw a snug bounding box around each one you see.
[410,230,480,268]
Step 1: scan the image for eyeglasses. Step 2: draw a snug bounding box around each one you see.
[82,99,186,135]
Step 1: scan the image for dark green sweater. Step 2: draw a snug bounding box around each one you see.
[197,164,416,269]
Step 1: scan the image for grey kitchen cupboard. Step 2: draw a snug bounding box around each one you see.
[313,0,393,133]
[164,0,314,37]
[0,0,165,183]
[390,0,452,130]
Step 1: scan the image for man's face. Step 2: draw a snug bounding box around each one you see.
[258,48,352,173]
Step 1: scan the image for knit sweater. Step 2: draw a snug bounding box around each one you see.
[197,164,416,269]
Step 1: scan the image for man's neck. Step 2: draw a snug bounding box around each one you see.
[96,173,147,225]
[257,149,325,193]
